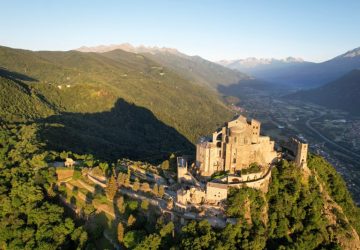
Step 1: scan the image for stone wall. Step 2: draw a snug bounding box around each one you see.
[206,182,228,204]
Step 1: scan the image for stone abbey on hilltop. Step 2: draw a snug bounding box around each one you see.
[196,115,277,177]
[175,115,309,210]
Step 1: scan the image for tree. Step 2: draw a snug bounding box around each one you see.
[133,178,140,191]
[158,185,165,198]
[128,214,136,227]
[82,204,96,219]
[134,234,161,250]
[117,196,125,214]
[123,230,145,249]
[124,174,131,187]
[105,175,117,200]
[71,227,88,249]
[99,162,109,176]
[117,222,125,243]
[160,222,174,238]
[128,200,138,211]
[141,200,149,210]
[60,151,68,160]
[181,220,217,249]
[152,183,159,197]
[118,172,125,186]
[161,160,170,170]
[160,222,174,248]
[140,182,150,192]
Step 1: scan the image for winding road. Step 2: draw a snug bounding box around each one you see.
[305,114,360,161]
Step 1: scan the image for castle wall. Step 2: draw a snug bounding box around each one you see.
[206,182,228,204]
[227,168,272,193]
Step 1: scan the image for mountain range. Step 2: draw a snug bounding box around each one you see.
[219,47,360,89]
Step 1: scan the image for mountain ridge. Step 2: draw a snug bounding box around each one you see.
[286,69,360,115]
[76,43,251,89]
[220,46,360,88]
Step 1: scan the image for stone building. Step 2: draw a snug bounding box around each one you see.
[176,187,206,205]
[205,182,228,204]
[177,156,198,184]
[196,115,277,177]
[283,137,308,169]
[64,158,75,167]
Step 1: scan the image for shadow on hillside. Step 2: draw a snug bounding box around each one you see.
[0,67,38,82]
[36,98,194,163]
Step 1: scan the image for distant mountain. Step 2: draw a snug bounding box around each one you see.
[0,45,233,161]
[287,69,360,115]
[219,57,306,69]
[77,43,182,55]
[220,47,360,89]
[77,44,250,89]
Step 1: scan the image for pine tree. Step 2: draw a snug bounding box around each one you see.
[133,178,140,191]
[105,175,117,200]
[117,222,124,243]
[117,172,124,186]
[140,182,150,192]
[141,200,149,210]
[117,196,125,214]
[127,214,136,227]
[124,174,131,187]
[159,185,165,198]
[153,183,159,197]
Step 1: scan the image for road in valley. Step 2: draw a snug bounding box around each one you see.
[305,114,360,161]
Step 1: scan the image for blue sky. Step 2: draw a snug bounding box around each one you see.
[1,0,359,62]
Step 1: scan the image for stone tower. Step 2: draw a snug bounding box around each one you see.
[177,156,188,183]
[295,142,308,169]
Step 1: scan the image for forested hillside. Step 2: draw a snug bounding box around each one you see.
[77,43,250,89]
[0,45,233,161]
[0,123,88,249]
